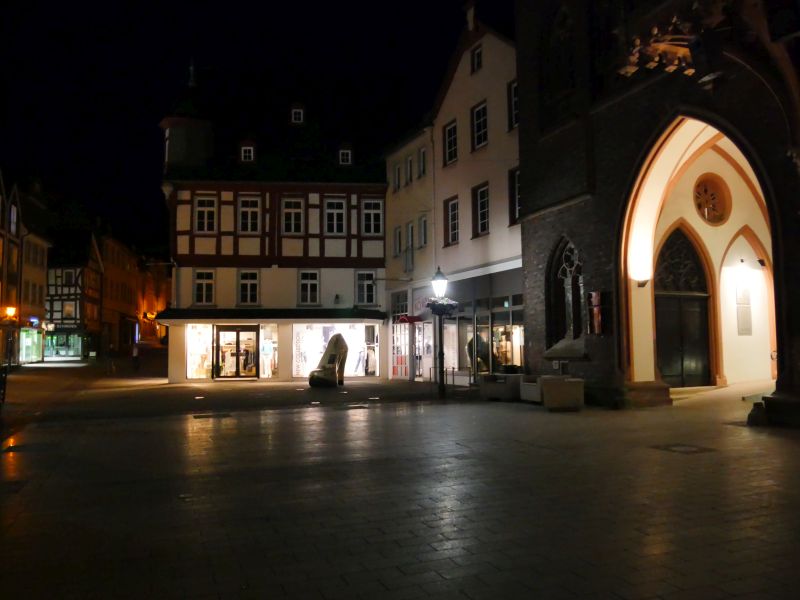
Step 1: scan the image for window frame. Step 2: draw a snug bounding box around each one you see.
[291,108,304,123]
[393,226,402,257]
[508,168,521,225]
[471,100,488,151]
[194,196,217,234]
[507,80,519,130]
[393,164,402,191]
[361,199,383,236]
[472,182,490,237]
[444,196,459,246]
[324,196,346,236]
[418,215,428,248]
[443,120,458,165]
[355,271,377,306]
[281,197,305,236]
[240,146,255,162]
[339,149,352,165]
[298,270,320,305]
[418,147,427,178]
[238,270,259,305]
[237,195,261,234]
[470,44,483,73]
[404,221,414,272]
[405,155,413,185]
[193,270,215,305]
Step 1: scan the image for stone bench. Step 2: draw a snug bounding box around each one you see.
[479,374,523,401]
[540,375,584,411]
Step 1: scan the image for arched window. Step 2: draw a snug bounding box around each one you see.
[547,239,584,347]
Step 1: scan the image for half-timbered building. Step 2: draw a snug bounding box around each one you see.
[45,231,103,359]
[157,83,388,382]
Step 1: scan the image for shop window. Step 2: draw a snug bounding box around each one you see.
[195,196,217,233]
[186,324,212,379]
[194,270,214,305]
[291,323,369,378]
[356,271,376,305]
[299,270,319,305]
[282,197,304,235]
[547,239,584,347]
[259,324,279,378]
[362,199,383,235]
[238,196,260,233]
[239,270,259,305]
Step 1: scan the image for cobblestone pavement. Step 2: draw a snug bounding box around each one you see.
[2,379,799,599]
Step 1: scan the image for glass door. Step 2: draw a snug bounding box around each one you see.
[215,326,259,378]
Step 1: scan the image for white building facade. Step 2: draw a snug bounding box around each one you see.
[386,8,521,384]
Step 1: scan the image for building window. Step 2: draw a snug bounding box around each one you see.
[362,199,383,235]
[194,270,214,305]
[393,164,401,191]
[282,198,304,235]
[291,108,304,123]
[356,271,376,305]
[239,270,259,305]
[472,184,490,236]
[325,197,346,235]
[445,198,459,245]
[418,147,427,178]
[339,149,352,165]
[418,215,428,247]
[299,271,319,305]
[471,101,488,150]
[63,301,75,319]
[393,226,402,257]
[195,196,217,233]
[238,196,260,233]
[547,240,584,347]
[471,44,483,73]
[404,222,414,272]
[405,156,413,185]
[9,205,17,236]
[241,146,254,162]
[508,80,519,129]
[443,121,457,165]
[509,168,521,224]
[391,290,408,316]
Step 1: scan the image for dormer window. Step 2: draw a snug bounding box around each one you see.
[470,44,483,73]
[291,108,304,124]
[339,149,352,165]
[240,146,254,162]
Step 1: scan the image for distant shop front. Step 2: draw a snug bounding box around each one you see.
[157,308,386,383]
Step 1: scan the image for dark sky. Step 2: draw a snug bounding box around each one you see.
[1,1,475,256]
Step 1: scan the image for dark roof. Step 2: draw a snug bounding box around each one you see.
[163,73,386,185]
[157,307,387,321]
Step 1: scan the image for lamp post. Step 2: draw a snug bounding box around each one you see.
[0,306,17,412]
[428,267,455,399]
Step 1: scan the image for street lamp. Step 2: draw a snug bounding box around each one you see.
[0,306,17,412]
[427,267,456,399]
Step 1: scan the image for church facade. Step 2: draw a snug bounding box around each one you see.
[515,0,800,423]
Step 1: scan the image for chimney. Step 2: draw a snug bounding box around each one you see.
[465,0,476,31]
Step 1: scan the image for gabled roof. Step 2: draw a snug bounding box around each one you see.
[429,1,516,121]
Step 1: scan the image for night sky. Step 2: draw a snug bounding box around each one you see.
[1,1,479,257]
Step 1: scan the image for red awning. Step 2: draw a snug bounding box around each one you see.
[396,315,423,323]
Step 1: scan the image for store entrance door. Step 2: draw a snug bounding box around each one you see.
[215,326,259,378]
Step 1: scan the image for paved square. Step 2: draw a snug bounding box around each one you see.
[2,379,799,599]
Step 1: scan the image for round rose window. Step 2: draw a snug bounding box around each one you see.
[694,174,730,225]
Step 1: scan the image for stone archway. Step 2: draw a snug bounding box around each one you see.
[620,116,777,397]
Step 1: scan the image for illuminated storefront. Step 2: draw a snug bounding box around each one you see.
[20,327,44,363]
[158,308,385,383]
[44,331,84,360]
[392,269,524,383]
